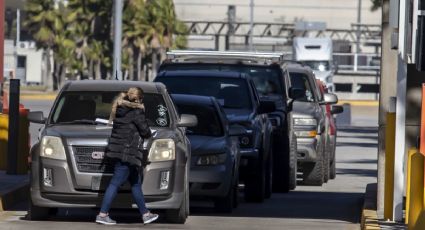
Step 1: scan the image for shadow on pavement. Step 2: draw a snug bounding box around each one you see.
[338,127,378,134]
[14,190,363,224]
[336,168,377,178]
[190,191,363,223]
[336,142,378,148]
[337,135,378,141]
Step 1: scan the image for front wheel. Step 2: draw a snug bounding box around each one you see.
[27,199,55,221]
[214,185,235,213]
[166,167,189,224]
[265,146,273,199]
[244,159,265,203]
[302,141,324,186]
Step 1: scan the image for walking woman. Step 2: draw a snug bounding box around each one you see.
[96,87,159,225]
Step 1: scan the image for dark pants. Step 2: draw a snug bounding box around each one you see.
[100,161,148,215]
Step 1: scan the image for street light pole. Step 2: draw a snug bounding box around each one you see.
[356,0,362,54]
[249,0,254,51]
[113,0,123,80]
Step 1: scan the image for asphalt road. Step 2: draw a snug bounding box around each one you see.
[0,99,378,230]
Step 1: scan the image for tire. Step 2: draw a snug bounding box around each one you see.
[265,146,273,199]
[272,133,296,193]
[302,140,324,186]
[27,199,51,221]
[323,140,330,183]
[330,142,337,179]
[214,185,234,213]
[330,159,336,179]
[288,133,298,190]
[244,159,265,203]
[166,167,189,224]
[233,181,239,208]
[233,169,240,209]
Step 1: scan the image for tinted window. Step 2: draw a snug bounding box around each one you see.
[51,92,170,127]
[160,64,284,97]
[289,73,316,102]
[158,77,252,109]
[176,104,224,137]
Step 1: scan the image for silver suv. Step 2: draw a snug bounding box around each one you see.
[27,80,196,223]
[285,63,338,186]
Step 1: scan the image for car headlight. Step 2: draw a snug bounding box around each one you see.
[196,154,226,166]
[40,136,66,160]
[238,134,254,148]
[294,130,318,138]
[148,139,175,162]
[294,118,317,126]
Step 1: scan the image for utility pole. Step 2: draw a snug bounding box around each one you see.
[377,0,398,217]
[249,0,254,51]
[113,0,123,80]
[15,9,20,81]
[0,1,4,111]
[356,0,362,54]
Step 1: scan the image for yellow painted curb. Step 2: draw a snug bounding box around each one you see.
[338,100,379,106]
[20,94,57,100]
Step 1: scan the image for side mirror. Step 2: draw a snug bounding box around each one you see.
[289,87,305,100]
[257,100,276,114]
[177,114,198,127]
[28,111,46,124]
[228,125,246,136]
[323,93,338,105]
[331,105,344,115]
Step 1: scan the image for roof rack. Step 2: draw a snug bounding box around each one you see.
[166,50,290,64]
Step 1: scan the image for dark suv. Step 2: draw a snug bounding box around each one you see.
[27,80,196,223]
[155,71,275,202]
[159,51,298,193]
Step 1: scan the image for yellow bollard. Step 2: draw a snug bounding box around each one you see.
[0,113,8,170]
[406,149,415,224]
[0,113,29,174]
[406,149,424,230]
[384,112,396,220]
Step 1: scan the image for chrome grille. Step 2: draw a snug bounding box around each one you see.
[73,146,114,173]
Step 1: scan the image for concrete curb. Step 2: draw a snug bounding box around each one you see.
[0,182,29,212]
[361,183,380,230]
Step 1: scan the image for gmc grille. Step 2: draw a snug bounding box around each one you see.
[73,146,114,173]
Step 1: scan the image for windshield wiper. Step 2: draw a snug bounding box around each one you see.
[56,119,97,125]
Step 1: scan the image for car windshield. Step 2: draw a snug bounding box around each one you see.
[160,64,284,97]
[175,104,224,137]
[289,72,316,102]
[301,61,330,71]
[158,77,252,109]
[50,91,170,127]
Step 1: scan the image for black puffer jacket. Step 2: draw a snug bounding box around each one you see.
[106,105,151,167]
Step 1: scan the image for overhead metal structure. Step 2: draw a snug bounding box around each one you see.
[183,21,382,44]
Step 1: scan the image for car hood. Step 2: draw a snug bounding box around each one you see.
[223,109,253,124]
[292,101,320,119]
[188,135,226,155]
[43,125,172,145]
[45,125,112,139]
[260,95,286,110]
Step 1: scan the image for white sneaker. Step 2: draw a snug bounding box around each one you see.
[143,212,159,224]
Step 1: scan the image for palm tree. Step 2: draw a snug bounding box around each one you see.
[144,0,188,80]
[123,0,150,81]
[370,0,382,11]
[67,0,113,80]
[24,0,57,91]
